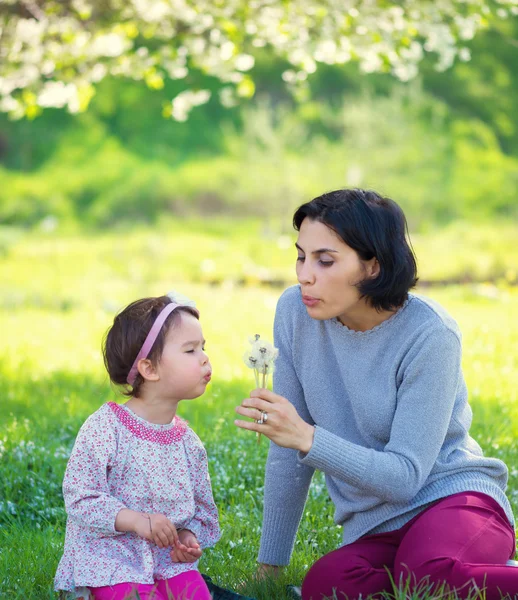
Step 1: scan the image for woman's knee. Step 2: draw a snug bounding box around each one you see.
[301,551,388,600]
[395,556,457,592]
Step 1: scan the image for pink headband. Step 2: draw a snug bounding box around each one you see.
[126,302,199,386]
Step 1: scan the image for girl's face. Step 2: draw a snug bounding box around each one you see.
[155,313,211,401]
[295,218,378,324]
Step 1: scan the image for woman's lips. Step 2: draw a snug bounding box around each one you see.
[203,373,212,383]
[302,295,320,307]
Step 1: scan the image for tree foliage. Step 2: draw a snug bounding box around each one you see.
[0,0,517,119]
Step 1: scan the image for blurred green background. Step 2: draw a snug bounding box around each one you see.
[1,4,518,599]
[1,13,517,232]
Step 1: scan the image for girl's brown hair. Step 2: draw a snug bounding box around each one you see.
[102,296,199,398]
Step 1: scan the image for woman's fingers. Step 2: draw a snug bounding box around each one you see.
[250,388,285,403]
[235,406,266,421]
[234,419,262,432]
[240,397,271,411]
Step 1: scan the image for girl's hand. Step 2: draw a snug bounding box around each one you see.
[134,512,179,549]
[170,529,203,563]
[235,388,315,453]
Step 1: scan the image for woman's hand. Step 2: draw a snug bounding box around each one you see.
[235,388,315,453]
[236,563,282,593]
[170,529,203,563]
[256,563,282,580]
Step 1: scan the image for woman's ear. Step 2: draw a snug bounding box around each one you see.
[137,358,160,382]
[365,257,380,279]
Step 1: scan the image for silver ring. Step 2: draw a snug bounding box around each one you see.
[256,410,267,425]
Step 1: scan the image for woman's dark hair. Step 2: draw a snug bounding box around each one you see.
[102,296,199,398]
[293,188,418,311]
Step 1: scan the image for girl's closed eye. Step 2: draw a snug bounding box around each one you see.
[185,344,206,353]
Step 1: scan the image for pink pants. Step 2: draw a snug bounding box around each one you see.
[90,570,211,600]
[302,492,517,600]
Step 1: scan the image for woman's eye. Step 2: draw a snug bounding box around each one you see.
[186,349,194,353]
[319,261,334,267]
[296,256,305,262]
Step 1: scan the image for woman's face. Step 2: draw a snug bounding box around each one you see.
[295,218,378,323]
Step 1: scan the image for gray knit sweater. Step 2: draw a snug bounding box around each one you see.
[258,285,513,566]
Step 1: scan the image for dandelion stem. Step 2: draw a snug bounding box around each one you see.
[257,366,268,444]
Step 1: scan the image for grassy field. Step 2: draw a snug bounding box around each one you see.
[1,222,517,599]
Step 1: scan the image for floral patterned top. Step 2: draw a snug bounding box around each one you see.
[54,402,220,592]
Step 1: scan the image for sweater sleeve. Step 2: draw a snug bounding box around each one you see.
[184,430,221,549]
[63,409,127,536]
[299,326,462,503]
[258,292,316,566]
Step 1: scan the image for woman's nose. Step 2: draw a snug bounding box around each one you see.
[297,261,315,285]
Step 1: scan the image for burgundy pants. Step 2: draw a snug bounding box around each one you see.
[302,492,517,600]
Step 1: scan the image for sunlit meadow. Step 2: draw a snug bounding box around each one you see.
[1,221,517,599]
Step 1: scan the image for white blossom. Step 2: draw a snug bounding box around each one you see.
[235,54,255,71]
[170,89,211,121]
[91,33,129,58]
[0,0,515,118]
[37,81,76,108]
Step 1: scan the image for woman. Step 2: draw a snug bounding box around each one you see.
[235,189,517,599]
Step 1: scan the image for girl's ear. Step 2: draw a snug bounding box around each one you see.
[137,358,160,382]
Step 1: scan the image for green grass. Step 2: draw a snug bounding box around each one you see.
[1,223,517,599]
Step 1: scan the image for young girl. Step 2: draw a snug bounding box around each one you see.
[55,292,220,600]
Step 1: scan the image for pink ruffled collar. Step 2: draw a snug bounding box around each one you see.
[108,402,188,445]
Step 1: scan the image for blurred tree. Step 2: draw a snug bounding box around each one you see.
[422,14,518,154]
[0,0,516,120]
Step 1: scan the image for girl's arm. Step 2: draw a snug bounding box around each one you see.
[184,434,221,549]
[63,411,127,536]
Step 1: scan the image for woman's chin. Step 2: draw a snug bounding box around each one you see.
[304,305,329,320]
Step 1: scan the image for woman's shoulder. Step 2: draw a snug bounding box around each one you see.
[407,293,461,340]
